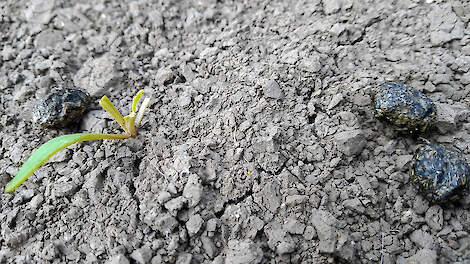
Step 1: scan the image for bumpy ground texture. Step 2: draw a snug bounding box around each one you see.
[1,0,470,263]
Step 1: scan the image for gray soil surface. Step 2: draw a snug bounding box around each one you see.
[1,0,470,263]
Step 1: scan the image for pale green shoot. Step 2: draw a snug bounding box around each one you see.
[4,90,151,193]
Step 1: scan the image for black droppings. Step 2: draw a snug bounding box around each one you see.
[32,89,90,128]
[411,144,470,202]
[371,82,436,133]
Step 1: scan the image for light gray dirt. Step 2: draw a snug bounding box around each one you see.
[1,0,470,263]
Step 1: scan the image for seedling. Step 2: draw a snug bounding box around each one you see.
[4,90,151,193]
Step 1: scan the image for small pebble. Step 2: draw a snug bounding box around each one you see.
[263,80,284,99]
[107,254,130,264]
[335,129,366,156]
[130,246,153,264]
[200,236,216,258]
[74,55,121,96]
[176,253,192,264]
[225,240,263,264]
[185,214,204,236]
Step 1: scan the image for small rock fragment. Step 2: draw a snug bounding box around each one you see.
[413,195,429,215]
[371,82,436,133]
[173,148,191,175]
[396,154,414,171]
[80,110,106,133]
[148,10,164,28]
[176,253,192,264]
[303,226,317,240]
[157,191,172,204]
[330,23,346,36]
[322,0,341,14]
[424,81,436,93]
[74,54,121,96]
[299,57,322,73]
[311,209,338,254]
[179,94,192,108]
[212,256,224,264]
[205,218,218,233]
[406,248,437,264]
[276,241,296,255]
[179,63,195,82]
[264,221,293,253]
[34,29,63,49]
[239,119,252,132]
[130,246,153,264]
[254,138,286,173]
[155,214,179,235]
[343,198,365,213]
[281,50,299,64]
[41,242,59,261]
[425,205,444,232]
[107,254,130,264]
[335,129,366,156]
[24,0,55,25]
[35,59,53,71]
[201,236,216,258]
[409,229,435,249]
[411,144,470,202]
[13,85,34,102]
[2,46,16,61]
[285,195,308,206]
[434,103,469,134]
[335,231,357,262]
[151,255,163,264]
[429,73,450,85]
[200,47,218,59]
[263,80,284,99]
[183,174,203,207]
[461,72,470,85]
[225,240,263,264]
[164,197,187,216]
[259,180,281,213]
[454,55,470,73]
[284,218,305,235]
[32,88,90,128]
[52,181,79,198]
[66,250,81,261]
[29,193,44,209]
[428,4,464,46]
[155,68,175,86]
[327,93,343,110]
[186,214,204,236]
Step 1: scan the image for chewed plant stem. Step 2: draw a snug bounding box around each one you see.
[4,90,151,193]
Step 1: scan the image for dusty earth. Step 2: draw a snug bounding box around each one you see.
[1,0,470,263]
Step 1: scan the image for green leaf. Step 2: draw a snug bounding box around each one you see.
[131,90,144,113]
[124,114,137,137]
[99,96,127,133]
[5,133,130,193]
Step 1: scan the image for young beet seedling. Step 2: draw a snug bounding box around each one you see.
[4,90,151,193]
